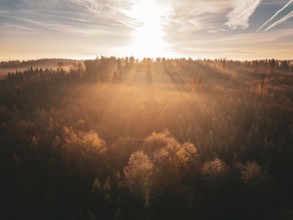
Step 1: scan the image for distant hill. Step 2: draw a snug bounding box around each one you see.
[0,58,78,68]
[0,58,82,77]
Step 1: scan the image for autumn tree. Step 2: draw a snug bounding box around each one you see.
[56,126,107,174]
[142,130,174,154]
[240,161,264,184]
[142,131,200,189]
[201,158,229,184]
[124,151,154,207]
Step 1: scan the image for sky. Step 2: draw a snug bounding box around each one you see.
[0,0,292,61]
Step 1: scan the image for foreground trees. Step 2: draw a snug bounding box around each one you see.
[0,58,292,219]
[124,131,200,207]
[124,151,154,207]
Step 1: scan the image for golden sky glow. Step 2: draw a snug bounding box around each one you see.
[0,0,293,60]
[125,0,170,58]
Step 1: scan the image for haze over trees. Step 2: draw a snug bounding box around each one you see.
[0,57,293,220]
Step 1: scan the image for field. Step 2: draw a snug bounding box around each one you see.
[0,57,293,220]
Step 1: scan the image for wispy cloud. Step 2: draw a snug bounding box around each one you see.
[170,28,293,59]
[158,0,231,38]
[264,10,293,31]
[70,0,101,13]
[69,0,132,14]
[0,0,292,60]
[2,23,37,32]
[0,10,10,15]
[225,0,262,29]
[257,0,293,32]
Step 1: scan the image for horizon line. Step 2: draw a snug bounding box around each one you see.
[1,56,293,63]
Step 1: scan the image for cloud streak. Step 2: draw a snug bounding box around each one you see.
[2,23,38,32]
[264,10,293,31]
[0,10,9,15]
[225,0,262,29]
[257,0,293,32]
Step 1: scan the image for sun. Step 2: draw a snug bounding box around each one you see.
[130,24,167,58]
[125,0,169,58]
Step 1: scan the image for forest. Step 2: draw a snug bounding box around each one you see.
[0,57,293,220]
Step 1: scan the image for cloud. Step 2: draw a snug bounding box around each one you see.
[1,0,293,60]
[225,0,262,29]
[157,0,231,39]
[69,0,132,14]
[0,10,10,15]
[3,23,37,31]
[70,0,105,13]
[264,10,293,31]
[0,0,132,37]
[257,0,293,32]
[169,28,293,59]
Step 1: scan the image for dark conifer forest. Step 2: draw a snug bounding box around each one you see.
[0,57,293,220]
